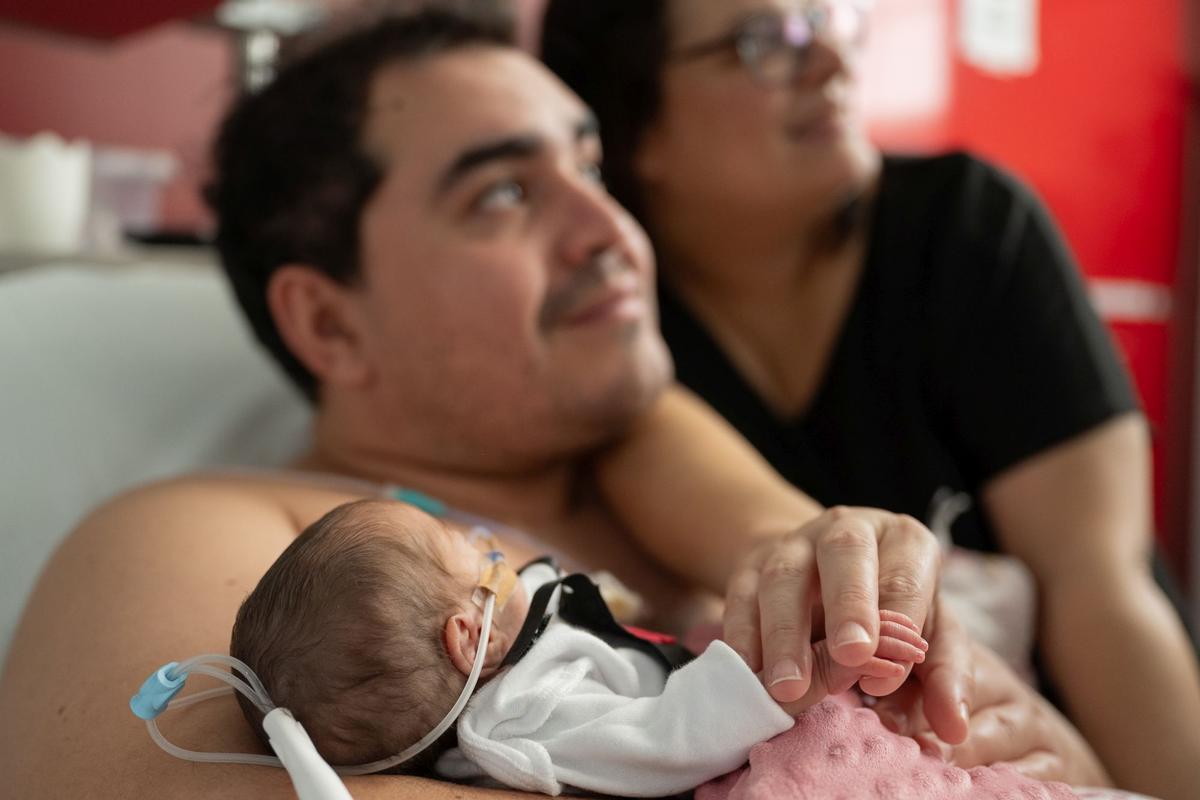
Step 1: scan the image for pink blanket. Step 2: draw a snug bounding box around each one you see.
[698,694,1078,800]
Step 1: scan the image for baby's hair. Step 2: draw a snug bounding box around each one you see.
[230,499,470,770]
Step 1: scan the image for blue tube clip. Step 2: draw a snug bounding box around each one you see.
[388,487,447,516]
[130,662,186,720]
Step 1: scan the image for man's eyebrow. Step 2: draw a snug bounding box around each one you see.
[435,134,542,197]
[434,113,602,199]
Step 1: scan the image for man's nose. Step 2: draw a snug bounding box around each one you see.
[555,172,633,271]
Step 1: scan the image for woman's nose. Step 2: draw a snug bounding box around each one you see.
[792,37,850,88]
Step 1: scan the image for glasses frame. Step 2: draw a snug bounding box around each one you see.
[673,1,872,85]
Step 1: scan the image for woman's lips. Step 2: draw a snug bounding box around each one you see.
[787,104,847,140]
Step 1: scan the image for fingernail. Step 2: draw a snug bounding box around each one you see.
[768,658,804,687]
[959,700,970,723]
[834,621,872,649]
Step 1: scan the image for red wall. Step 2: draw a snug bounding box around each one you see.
[0,0,548,232]
[864,0,1196,570]
[0,20,233,230]
[1,0,1192,567]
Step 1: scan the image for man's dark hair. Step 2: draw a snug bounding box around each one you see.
[539,0,669,223]
[207,3,514,401]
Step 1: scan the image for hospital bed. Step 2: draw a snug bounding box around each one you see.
[0,251,312,660]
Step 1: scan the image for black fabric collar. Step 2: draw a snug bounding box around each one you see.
[499,569,695,672]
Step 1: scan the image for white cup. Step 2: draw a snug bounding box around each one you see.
[0,132,92,256]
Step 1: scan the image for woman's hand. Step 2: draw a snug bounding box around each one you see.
[770,609,931,716]
[722,507,946,704]
[871,635,1112,787]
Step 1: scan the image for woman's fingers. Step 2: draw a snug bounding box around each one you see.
[724,506,943,706]
[813,508,940,669]
[938,652,1109,787]
[813,508,881,667]
[869,637,1108,788]
[722,563,765,673]
[874,512,941,633]
[943,701,1051,770]
[857,656,908,680]
[755,535,817,702]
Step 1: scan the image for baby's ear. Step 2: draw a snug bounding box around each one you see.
[444,612,481,677]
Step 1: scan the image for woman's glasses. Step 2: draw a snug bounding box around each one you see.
[674,1,872,85]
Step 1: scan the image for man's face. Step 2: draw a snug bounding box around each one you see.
[351,45,671,468]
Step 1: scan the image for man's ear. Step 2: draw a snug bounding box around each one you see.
[266,264,372,389]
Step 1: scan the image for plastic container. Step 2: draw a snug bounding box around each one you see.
[0,132,92,255]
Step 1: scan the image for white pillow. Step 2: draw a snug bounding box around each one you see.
[0,255,312,657]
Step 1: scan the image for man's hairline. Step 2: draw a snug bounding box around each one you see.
[357,44,604,210]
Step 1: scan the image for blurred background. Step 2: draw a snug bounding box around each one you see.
[0,0,1197,620]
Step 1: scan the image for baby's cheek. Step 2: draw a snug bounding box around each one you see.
[502,581,531,633]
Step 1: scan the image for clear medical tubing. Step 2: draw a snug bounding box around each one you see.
[335,591,495,775]
[136,592,498,775]
[141,654,283,768]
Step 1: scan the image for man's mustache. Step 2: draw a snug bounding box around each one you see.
[538,251,633,331]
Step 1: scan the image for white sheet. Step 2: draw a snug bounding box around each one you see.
[0,255,311,657]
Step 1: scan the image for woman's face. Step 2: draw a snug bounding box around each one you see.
[636,0,878,226]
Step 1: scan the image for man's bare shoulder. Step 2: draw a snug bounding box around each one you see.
[0,471,374,798]
[74,470,370,547]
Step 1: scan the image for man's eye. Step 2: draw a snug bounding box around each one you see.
[474,179,526,212]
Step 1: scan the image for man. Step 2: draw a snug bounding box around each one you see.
[0,7,1104,799]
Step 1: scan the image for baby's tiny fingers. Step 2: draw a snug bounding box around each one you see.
[874,634,927,664]
[879,608,921,633]
[879,619,928,651]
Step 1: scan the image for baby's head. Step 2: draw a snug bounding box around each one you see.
[230,499,528,770]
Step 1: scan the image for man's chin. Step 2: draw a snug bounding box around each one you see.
[568,347,674,440]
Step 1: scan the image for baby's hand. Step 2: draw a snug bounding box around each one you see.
[773,610,927,715]
[856,609,927,696]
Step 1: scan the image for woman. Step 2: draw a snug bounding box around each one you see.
[540,1,1200,797]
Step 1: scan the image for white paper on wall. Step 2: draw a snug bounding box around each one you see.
[859,0,950,124]
[958,0,1040,77]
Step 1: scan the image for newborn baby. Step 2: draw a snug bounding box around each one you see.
[228,499,1118,798]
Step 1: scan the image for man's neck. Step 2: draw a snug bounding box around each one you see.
[296,416,585,533]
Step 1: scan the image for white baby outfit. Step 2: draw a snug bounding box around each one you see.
[437,564,793,797]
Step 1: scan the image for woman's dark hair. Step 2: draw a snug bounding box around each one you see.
[539,0,670,223]
[207,3,513,402]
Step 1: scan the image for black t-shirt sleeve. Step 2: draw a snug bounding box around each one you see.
[928,157,1139,484]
